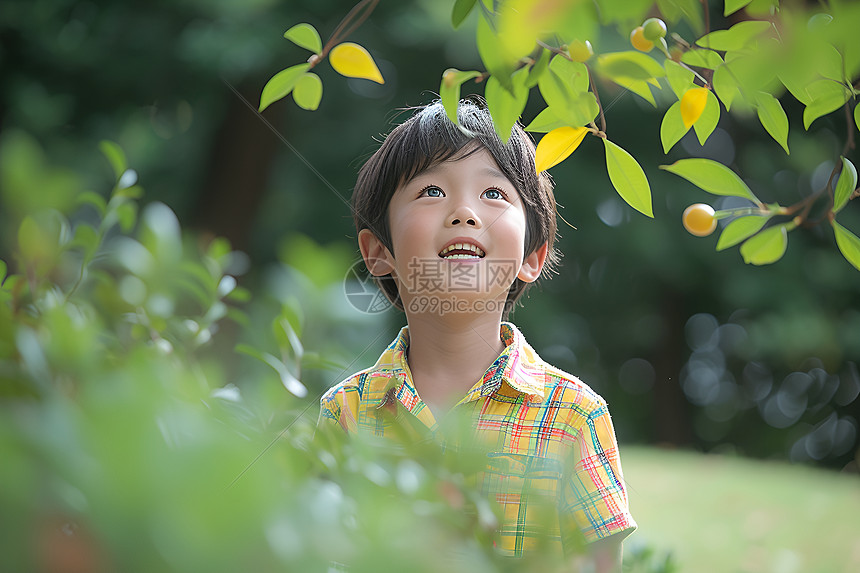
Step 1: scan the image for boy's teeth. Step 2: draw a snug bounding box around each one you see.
[439,243,485,258]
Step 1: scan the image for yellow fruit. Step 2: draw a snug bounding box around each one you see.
[569,40,594,62]
[630,26,654,52]
[643,18,668,41]
[683,203,717,236]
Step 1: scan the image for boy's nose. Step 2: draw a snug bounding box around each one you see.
[447,205,481,228]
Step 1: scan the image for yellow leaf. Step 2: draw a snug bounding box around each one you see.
[680,87,709,128]
[329,42,384,84]
[535,126,589,173]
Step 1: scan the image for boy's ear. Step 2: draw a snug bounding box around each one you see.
[517,242,548,283]
[358,229,395,276]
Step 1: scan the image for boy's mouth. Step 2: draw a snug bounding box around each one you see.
[438,242,486,260]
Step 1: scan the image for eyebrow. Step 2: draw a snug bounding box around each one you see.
[412,163,511,184]
[479,166,511,182]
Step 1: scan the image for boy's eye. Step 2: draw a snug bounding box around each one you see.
[420,185,445,198]
[482,188,505,200]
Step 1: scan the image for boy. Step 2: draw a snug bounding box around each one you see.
[319,99,635,571]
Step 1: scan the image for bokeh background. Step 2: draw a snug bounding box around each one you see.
[2,0,859,571]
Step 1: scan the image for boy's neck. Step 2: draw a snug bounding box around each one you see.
[404,310,507,419]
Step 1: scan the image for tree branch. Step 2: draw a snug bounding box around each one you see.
[315,0,381,64]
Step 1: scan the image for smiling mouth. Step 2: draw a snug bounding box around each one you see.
[438,242,486,259]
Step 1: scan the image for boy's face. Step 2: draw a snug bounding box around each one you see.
[360,147,546,313]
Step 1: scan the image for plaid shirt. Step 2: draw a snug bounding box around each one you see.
[319,322,636,556]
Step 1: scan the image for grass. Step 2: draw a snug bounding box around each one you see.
[622,446,860,573]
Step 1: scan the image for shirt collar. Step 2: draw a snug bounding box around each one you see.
[365,322,545,406]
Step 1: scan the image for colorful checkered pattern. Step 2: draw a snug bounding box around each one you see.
[319,322,636,555]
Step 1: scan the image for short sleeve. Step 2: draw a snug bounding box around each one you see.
[560,401,636,544]
[318,386,342,426]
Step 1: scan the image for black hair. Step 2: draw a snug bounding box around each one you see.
[352,97,560,316]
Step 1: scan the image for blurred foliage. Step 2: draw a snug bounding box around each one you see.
[3,139,651,571]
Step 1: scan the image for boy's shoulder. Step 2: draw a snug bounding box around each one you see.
[522,346,608,413]
[499,322,609,416]
[321,326,409,407]
[320,365,373,405]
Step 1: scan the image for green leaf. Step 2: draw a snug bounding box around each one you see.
[292,72,323,110]
[656,0,704,32]
[754,92,789,154]
[99,140,127,181]
[0,259,6,285]
[660,101,688,153]
[557,93,599,128]
[497,0,560,64]
[595,51,665,106]
[70,224,100,260]
[273,316,303,361]
[525,49,550,89]
[227,286,252,303]
[855,104,860,134]
[745,0,778,15]
[802,80,851,129]
[116,202,137,233]
[721,49,779,103]
[549,56,590,93]
[712,64,741,111]
[538,66,598,126]
[656,0,680,22]
[740,224,788,265]
[592,0,651,23]
[523,107,566,133]
[281,297,305,339]
[834,157,857,214]
[693,90,720,145]
[18,215,58,264]
[681,49,724,70]
[259,63,310,112]
[452,0,477,28]
[235,344,307,398]
[283,23,322,54]
[440,69,482,124]
[697,21,772,51]
[603,139,653,217]
[477,14,514,90]
[724,0,753,16]
[115,184,143,200]
[660,158,760,202]
[716,215,770,251]
[778,41,844,106]
[664,60,695,100]
[597,51,665,82]
[76,191,107,217]
[485,68,529,143]
[833,221,860,271]
[207,237,232,263]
